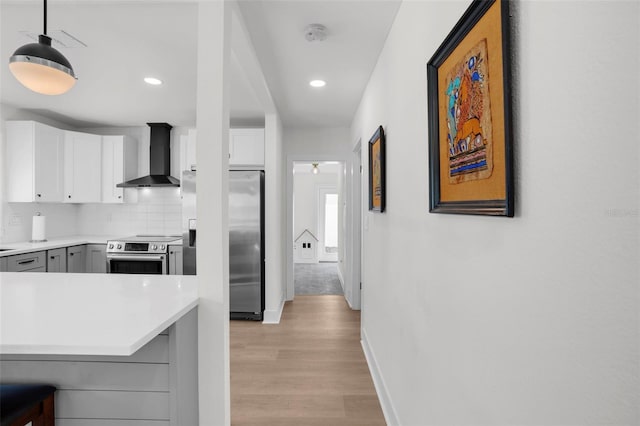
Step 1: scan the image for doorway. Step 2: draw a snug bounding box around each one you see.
[292,161,343,296]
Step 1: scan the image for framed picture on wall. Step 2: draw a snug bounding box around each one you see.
[368,125,386,213]
[427,0,514,216]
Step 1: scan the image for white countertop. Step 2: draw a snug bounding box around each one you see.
[0,235,183,257]
[0,272,198,356]
[0,235,120,257]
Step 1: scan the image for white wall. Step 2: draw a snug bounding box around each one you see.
[195,2,231,425]
[352,1,639,425]
[263,112,285,323]
[284,126,351,158]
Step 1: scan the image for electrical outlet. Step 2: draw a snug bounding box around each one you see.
[8,215,21,227]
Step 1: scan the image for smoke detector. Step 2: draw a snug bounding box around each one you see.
[304,24,327,42]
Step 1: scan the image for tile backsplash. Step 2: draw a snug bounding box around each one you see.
[1,203,79,243]
[77,188,182,237]
[0,188,182,243]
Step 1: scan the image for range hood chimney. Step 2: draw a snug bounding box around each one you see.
[117,123,180,188]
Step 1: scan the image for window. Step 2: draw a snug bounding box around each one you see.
[324,193,338,253]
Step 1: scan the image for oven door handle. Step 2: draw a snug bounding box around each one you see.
[107,255,166,261]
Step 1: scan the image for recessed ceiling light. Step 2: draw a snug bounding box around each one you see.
[309,79,326,88]
[144,77,163,86]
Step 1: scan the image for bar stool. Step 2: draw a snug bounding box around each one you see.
[0,384,56,426]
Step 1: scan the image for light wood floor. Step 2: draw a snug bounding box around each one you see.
[230,295,386,426]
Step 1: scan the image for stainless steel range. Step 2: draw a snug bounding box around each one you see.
[106,235,180,274]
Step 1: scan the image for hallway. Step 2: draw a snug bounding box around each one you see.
[230,296,385,425]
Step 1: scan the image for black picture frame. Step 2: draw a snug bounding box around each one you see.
[427,0,514,217]
[368,125,386,213]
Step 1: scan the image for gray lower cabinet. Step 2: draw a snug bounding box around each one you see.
[6,251,47,272]
[47,248,67,272]
[86,244,107,273]
[169,246,183,275]
[67,245,86,273]
[2,243,107,274]
[0,308,198,426]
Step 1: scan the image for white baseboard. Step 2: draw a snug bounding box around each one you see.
[262,298,284,324]
[361,328,400,426]
[336,266,345,290]
[345,296,354,309]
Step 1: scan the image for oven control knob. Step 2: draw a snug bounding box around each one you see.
[117,244,122,249]
[160,245,166,250]
[152,244,157,250]
[108,244,114,249]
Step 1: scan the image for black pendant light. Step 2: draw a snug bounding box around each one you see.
[9,0,77,95]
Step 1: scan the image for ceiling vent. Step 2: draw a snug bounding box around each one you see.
[304,24,327,42]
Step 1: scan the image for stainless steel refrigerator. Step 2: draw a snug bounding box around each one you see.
[229,170,265,320]
[182,169,264,320]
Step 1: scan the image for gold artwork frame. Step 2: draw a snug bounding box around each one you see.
[427,0,514,216]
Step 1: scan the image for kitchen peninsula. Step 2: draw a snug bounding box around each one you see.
[0,272,199,425]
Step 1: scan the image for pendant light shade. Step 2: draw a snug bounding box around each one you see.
[8,1,77,95]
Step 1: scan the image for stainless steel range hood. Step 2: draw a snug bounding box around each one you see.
[117,122,180,188]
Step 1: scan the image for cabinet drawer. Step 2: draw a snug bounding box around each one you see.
[7,251,47,272]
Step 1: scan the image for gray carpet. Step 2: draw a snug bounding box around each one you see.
[294,262,343,295]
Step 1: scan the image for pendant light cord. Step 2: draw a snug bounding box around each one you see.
[43,0,47,35]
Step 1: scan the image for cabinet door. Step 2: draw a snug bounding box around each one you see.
[5,121,64,202]
[180,129,197,173]
[229,128,264,166]
[34,123,65,202]
[86,244,107,273]
[65,131,102,203]
[102,136,138,203]
[47,248,67,272]
[102,136,124,203]
[169,246,183,275]
[67,245,86,273]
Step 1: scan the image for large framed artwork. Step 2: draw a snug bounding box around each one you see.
[427,0,514,216]
[368,125,385,212]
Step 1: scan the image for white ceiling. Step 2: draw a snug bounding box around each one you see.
[0,1,400,129]
[238,0,401,128]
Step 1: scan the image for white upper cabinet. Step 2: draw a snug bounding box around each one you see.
[180,128,197,173]
[5,121,65,203]
[64,131,102,203]
[102,135,138,203]
[229,128,264,167]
